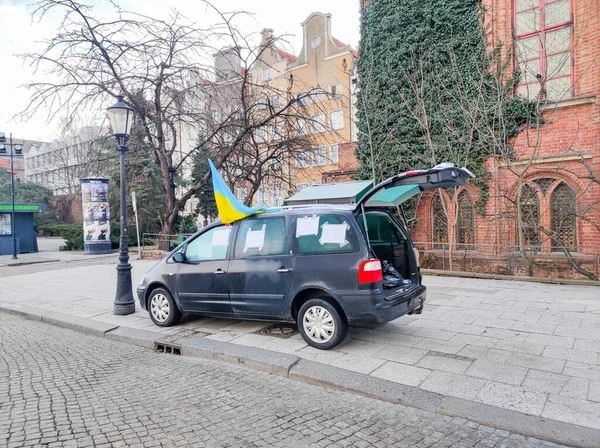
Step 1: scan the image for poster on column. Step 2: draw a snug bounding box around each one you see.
[81,178,111,245]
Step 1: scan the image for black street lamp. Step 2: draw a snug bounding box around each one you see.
[0,132,23,260]
[106,95,136,315]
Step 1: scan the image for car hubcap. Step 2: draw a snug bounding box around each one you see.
[150,293,170,323]
[303,306,335,343]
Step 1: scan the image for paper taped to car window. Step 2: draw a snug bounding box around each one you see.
[296,216,320,237]
[212,227,231,246]
[319,222,349,247]
[244,224,266,252]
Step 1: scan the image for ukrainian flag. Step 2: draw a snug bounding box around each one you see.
[208,159,266,224]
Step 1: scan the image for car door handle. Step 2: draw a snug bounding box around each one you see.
[277,267,293,273]
[214,269,226,275]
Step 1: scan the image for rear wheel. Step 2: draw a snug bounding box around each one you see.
[297,298,347,350]
[148,288,181,327]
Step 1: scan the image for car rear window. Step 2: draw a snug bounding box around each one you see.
[292,214,359,255]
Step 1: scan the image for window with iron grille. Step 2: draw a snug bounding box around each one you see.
[519,185,541,247]
[432,194,448,249]
[457,190,475,249]
[550,182,577,250]
[514,0,573,102]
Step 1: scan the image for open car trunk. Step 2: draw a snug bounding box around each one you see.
[356,163,475,295]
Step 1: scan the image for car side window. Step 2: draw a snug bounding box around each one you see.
[293,214,359,255]
[185,226,231,262]
[359,212,406,245]
[234,217,287,258]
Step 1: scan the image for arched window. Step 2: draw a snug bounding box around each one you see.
[519,185,540,247]
[457,190,475,249]
[551,183,577,250]
[432,193,448,249]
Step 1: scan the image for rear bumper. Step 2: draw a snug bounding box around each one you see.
[340,285,427,326]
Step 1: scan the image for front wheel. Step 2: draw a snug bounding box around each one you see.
[148,288,181,327]
[297,298,348,350]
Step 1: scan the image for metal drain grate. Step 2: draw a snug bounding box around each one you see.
[259,323,299,339]
[154,341,182,355]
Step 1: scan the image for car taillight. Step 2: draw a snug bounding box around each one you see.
[358,259,383,283]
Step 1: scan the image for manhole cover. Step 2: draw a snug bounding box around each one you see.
[260,323,299,339]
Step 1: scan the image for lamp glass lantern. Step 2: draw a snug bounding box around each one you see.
[106,95,133,144]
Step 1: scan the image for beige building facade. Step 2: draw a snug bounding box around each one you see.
[248,12,359,206]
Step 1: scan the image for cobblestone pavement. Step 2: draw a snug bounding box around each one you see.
[0,313,567,448]
[2,258,600,430]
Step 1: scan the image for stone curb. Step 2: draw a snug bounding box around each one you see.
[105,327,163,349]
[180,337,300,377]
[0,302,44,320]
[2,304,600,448]
[439,397,600,448]
[288,359,443,412]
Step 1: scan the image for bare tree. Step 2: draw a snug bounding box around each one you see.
[19,0,335,235]
[46,124,115,194]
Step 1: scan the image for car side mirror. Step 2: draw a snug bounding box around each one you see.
[172,252,185,263]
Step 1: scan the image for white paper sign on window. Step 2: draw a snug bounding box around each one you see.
[296,216,320,237]
[319,222,349,247]
[211,227,231,246]
[244,224,266,252]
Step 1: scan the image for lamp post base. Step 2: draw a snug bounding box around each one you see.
[114,261,136,315]
[114,302,136,315]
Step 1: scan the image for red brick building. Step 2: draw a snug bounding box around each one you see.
[410,0,600,279]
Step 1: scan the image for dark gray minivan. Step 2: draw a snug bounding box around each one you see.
[137,164,473,349]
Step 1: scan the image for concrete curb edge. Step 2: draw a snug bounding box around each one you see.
[2,304,599,448]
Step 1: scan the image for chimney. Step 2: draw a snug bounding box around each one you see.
[260,28,274,45]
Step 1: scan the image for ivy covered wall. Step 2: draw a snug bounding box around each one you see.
[356,0,534,210]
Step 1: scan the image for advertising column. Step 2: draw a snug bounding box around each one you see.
[81,177,112,254]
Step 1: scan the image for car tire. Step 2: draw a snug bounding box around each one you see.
[297,298,348,350]
[148,287,181,327]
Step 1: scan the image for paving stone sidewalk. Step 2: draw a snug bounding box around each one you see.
[2,258,599,431]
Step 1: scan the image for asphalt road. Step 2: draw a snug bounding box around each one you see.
[0,313,567,448]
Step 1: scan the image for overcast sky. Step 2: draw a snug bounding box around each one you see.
[0,0,360,142]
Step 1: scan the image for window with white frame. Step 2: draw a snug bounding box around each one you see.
[328,83,343,98]
[295,150,309,169]
[311,113,326,134]
[296,92,308,106]
[312,147,326,166]
[270,122,281,141]
[237,187,247,202]
[256,188,267,206]
[295,118,309,136]
[269,95,280,108]
[329,110,344,130]
[515,0,573,102]
[329,144,339,164]
[270,157,282,171]
[262,68,272,81]
[270,186,284,207]
[256,127,267,143]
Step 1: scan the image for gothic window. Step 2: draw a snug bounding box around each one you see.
[457,191,475,249]
[550,183,577,250]
[432,194,448,249]
[519,185,540,247]
[533,178,555,195]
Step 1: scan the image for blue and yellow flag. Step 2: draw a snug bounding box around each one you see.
[208,159,266,224]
